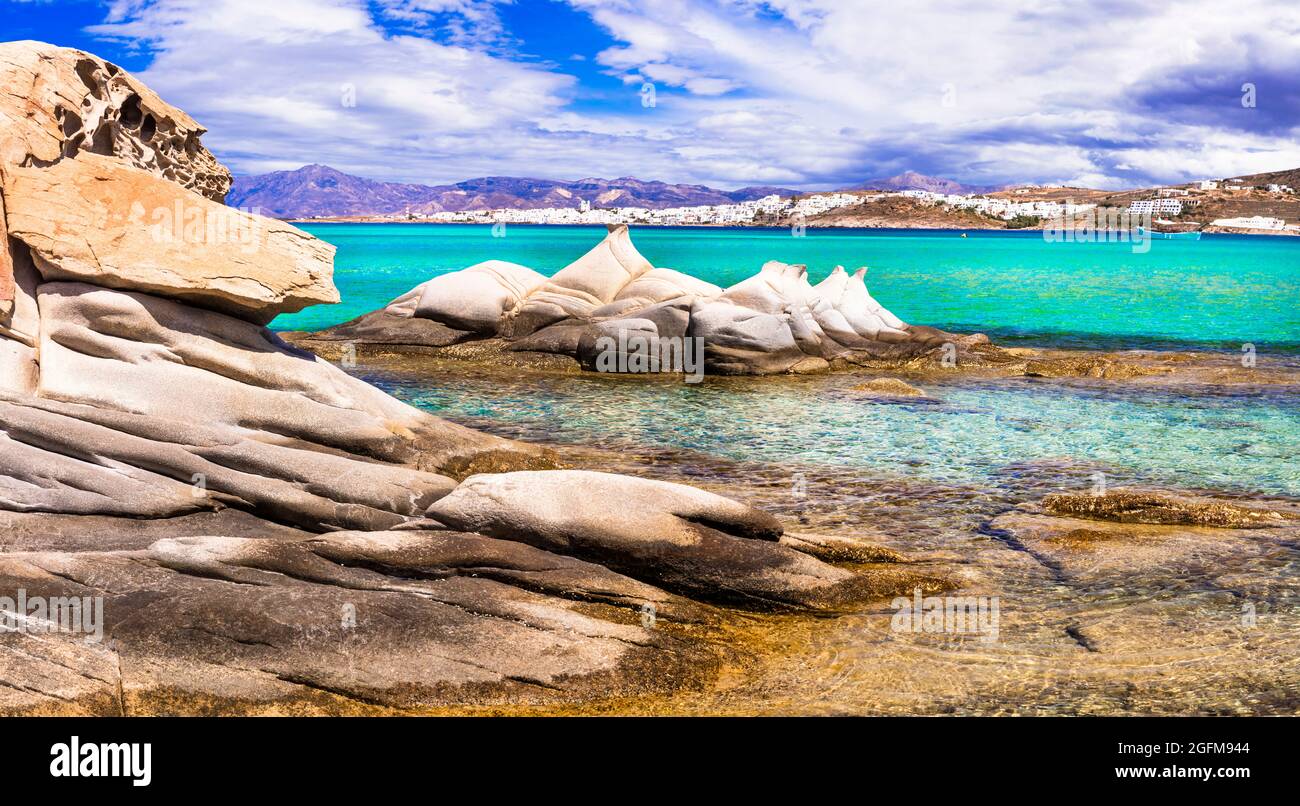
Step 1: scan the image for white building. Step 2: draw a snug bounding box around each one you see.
[1128,199,1184,215]
[1198,180,1219,190]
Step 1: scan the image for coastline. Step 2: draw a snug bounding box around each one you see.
[282,218,1300,236]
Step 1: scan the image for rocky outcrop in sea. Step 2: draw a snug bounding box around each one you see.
[303,224,995,375]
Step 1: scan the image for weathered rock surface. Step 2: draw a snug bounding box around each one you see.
[5,154,337,322]
[306,224,987,375]
[507,225,654,337]
[0,530,717,714]
[426,470,950,610]
[0,41,230,200]
[385,260,546,336]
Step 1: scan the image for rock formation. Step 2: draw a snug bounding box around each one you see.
[0,41,949,714]
[308,224,989,375]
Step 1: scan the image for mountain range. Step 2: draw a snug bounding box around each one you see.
[226,164,1012,219]
[226,164,806,218]
[858,170,1002,195]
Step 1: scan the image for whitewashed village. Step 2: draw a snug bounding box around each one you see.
[413,178,1298,232]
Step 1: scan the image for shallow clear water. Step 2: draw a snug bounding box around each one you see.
[279,224,1300,353]
[377,371,1300,498]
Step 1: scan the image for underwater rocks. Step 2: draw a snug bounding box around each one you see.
[304,224,989,376]
[1042,489,1298,529]
[0,42,944,712]
[850,377,928,397]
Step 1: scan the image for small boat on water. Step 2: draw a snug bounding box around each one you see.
[1136,226,1201,241]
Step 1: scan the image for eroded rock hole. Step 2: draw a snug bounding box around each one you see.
[57,106,82,138]
[74,59,103,99]
[89,122,115,156]
[141,114,157,141]
[120,94,143,128]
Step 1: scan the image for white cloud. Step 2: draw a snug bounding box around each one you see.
[80,0,1300,188]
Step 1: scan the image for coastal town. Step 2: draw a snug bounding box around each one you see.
[405,179,1299,234]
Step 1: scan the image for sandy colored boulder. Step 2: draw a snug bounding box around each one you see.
[4,154,336,322]
[0,40,230,200]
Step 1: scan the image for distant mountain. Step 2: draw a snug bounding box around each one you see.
[858,170,1002,195]
[226,164,803,218]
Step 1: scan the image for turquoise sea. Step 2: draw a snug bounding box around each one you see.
[278,224,1300,353]
[281,225,1300,497]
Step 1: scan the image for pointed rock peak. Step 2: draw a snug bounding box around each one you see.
[831,265,847,276]
[853,267,868,279]
[595,223,652,274]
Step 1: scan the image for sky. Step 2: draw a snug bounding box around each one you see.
[3,0,1299,190]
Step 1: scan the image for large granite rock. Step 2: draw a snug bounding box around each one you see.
[398,260,545,335]
[4,154,337,322]
[426,470,949,610]
[0,531,716,714]
[307,225,986,375]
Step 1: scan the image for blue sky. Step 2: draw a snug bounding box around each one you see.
[4,0,1298,189]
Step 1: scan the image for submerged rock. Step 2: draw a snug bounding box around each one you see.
[306,224,987,376]
[1042,489,1297,529]
[850,377,928,397]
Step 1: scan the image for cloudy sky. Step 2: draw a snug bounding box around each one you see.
[7,0,1300,189]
